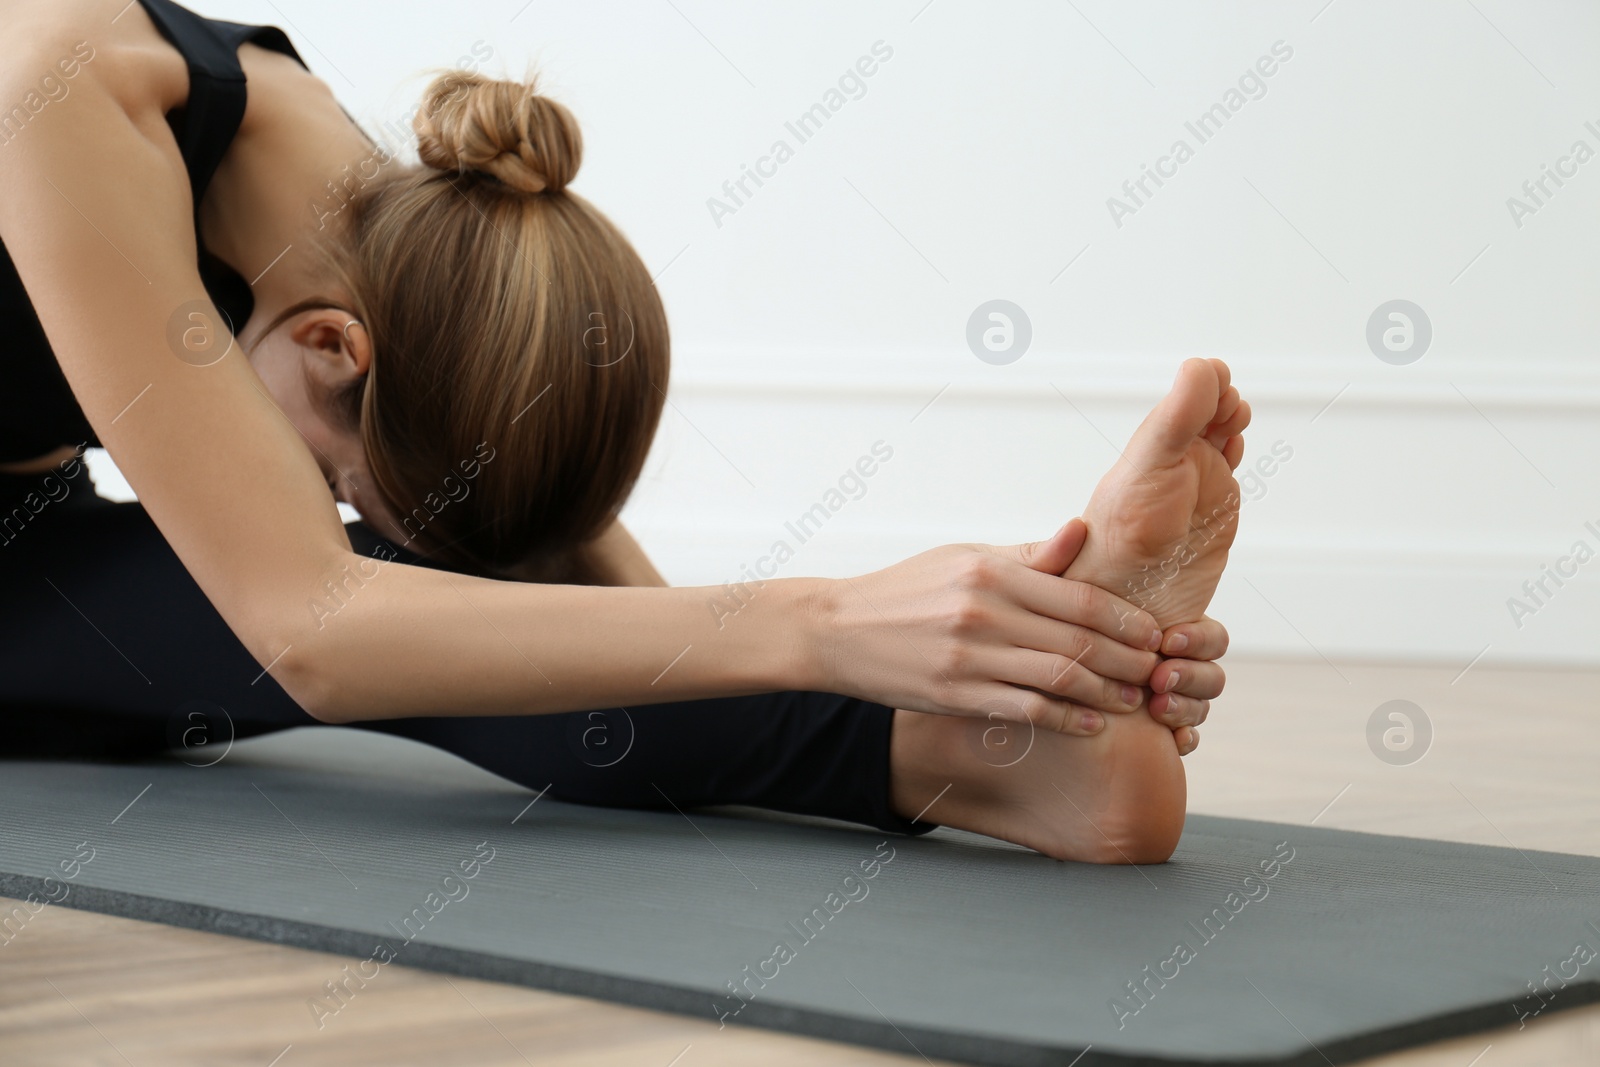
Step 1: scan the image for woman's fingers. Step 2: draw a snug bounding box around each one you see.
[1000,560,1163,654]
[1148,692,1210,728]
[984,644,1149,716]
[977,684,1109,737]
[1160,615,1230,661]
[1149,657,1226,701]
[1173,726,1199,756]
[990,599,1162,688]
[831,540,1224,734]
[992,517,1089,579]
[1148,613,1227,739]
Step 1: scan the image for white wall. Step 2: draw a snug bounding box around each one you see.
[97,0,1600,665]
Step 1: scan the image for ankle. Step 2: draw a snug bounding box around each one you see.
[887,709,992,829]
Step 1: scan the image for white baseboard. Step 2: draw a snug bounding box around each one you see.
[667,349,1600,411]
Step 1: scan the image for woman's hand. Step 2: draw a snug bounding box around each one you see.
[1148,615,1229,755]
[817,518,1171,736]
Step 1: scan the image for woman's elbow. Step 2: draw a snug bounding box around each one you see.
[261,641,349,723]
[236,560,377,723]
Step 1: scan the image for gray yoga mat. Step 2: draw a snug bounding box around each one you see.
[2,728,1595,1066]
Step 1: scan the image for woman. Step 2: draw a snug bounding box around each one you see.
[0,0,1248,862]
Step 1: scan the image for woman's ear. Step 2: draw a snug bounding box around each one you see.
[289,308,371,386]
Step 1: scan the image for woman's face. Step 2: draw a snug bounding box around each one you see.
[245,311,400,538]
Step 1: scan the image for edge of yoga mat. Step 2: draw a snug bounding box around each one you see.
[5,827,1597,1067]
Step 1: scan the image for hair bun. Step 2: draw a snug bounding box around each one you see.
[414,72,582,195]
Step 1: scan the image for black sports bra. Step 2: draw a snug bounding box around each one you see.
[0,0,308,461]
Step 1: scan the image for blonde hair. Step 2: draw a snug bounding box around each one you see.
[300,71,669,581]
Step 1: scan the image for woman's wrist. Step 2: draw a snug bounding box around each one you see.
[761,575,839,695]
[695,574,838,696]
[780,575,838,694]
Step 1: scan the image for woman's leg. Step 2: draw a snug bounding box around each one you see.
[366,692,922,835]
[0,463,316,756]
[0,476,925,836]
[0,436,1196,862]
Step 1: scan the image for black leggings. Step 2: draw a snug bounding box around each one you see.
[0,462,925,836]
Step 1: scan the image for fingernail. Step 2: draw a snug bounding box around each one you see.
[1121,686,1142,708]
[1163,671,1180,693]
[1168,633,1189,654]
[1146,631,1163,651]
[1080,711,1103,732]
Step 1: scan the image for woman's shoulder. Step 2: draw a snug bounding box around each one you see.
[0,0,189,128]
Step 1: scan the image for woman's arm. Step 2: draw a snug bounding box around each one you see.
[0,35,1168,728]
[581,517,1229,750]
[0,37,806,721]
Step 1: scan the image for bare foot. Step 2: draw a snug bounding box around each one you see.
[886,360,1250,864]
[890,706,1184,864]
[1065,357,1250,628]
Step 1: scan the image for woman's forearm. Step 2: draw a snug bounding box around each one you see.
[280,554,825,723]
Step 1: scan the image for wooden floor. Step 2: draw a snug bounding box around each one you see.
[3,658,1597,1066]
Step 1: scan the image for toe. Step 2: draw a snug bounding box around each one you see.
[1125,358,1223,471]
[1207,358,1233,395]
[1209,396,1251,443]
[1222,434,1245,470]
